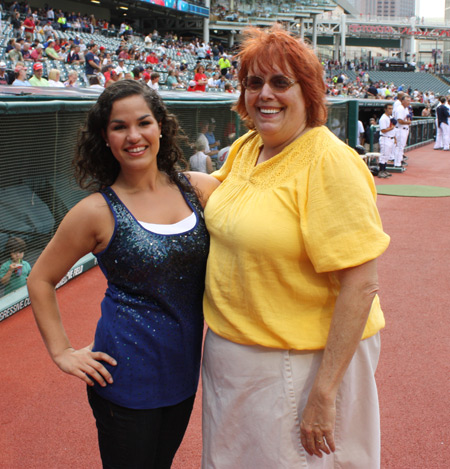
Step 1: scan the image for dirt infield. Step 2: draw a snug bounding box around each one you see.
[1,143,449,468]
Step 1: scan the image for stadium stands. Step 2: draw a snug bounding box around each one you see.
[1,7,450,95]
[335,70,450,95]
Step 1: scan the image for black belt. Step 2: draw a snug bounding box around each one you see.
[381,135,395,139]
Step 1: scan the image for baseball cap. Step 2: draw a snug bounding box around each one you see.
[142,72,150,80]
[189,80,196,87]
[100,46,105,51]
[33,63,43,71]
[0,61,6,69]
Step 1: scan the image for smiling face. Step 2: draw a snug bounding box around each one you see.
[104,94,162,174]
[244,63,309,155]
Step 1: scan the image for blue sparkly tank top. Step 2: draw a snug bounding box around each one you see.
[92,174,209,409]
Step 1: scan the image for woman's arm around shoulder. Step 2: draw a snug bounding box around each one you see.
[27,192,117,387]
[185,171,221,208]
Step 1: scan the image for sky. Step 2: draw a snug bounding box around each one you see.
[416,0,445,18]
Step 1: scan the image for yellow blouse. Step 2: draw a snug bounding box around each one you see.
[204,126,390,350]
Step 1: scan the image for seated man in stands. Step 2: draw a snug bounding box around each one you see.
[146,51,159,65]
[207,72,220,89]
[29,62,49,86]
[22,43,33,62]
[165,69,184,89]
[67,45,82,64]
[105,69,122,87]
[141,71,151,86]
[366,83,379,99]
[88,75,104,90]
[12,64,31,86]
[148,72,160,91]
[45,40,63,61]
[0,62,12,85]
[30,44,44,62]
[115,58,127,74]
[9,43,23,63]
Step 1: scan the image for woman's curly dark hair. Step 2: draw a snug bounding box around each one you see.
[74,80,189,192]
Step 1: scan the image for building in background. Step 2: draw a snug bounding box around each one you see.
[344,0,415,17]
[445,0,450,63]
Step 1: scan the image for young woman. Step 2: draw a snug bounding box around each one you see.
[28,80,219,469]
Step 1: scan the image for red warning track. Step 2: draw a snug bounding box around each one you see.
[1,143,449,468]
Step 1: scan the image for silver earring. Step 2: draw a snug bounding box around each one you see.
[160,134,162,139]
[106,142,110,147]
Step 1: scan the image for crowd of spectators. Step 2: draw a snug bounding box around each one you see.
[326,71,444,107]
[3,1,115,38]
[0,1,242,91]
[0,1,448,99]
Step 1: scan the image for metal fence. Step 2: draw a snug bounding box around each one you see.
[0,92,435,319]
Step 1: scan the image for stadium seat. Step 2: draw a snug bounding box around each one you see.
[0,185,54,235]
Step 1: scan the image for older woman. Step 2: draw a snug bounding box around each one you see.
[47,69,65,87]
[64,70,78,87]
[202,26,390,468]
[28,80,219,468]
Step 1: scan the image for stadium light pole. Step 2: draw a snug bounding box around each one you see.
[434,38,438,72]
[341,13,346,65]
[204,0,210,44]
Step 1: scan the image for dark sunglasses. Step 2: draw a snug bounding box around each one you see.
[242,75,297,93]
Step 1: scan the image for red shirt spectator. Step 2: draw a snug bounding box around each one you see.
[146,53,159,64]
[193,65,207,92]
[23,16,36,35]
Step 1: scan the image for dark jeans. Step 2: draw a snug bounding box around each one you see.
[87,387,195,469]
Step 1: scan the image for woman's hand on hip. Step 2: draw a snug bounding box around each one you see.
[300,390,336,458]
[53,343,117,387]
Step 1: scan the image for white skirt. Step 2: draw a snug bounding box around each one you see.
[202,329,381,469]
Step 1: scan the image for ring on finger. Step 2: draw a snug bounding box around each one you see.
[316,439,323,444]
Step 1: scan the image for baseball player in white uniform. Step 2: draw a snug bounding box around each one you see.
[436,96,450,151]
[378,103,396,178]
[393,95,412,168]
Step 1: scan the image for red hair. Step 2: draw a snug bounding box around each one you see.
[233,25,327,129]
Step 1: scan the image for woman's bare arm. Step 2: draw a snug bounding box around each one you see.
[300,258,379,457]
[28,194,117,387]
